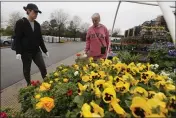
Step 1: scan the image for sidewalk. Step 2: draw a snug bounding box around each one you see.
[1,50,83,111]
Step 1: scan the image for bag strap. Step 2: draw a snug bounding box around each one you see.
[92,28,105,47]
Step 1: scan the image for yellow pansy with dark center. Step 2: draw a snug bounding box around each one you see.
[90,71,99,80]
[78,83,87,95]
[141,73,148,80]
[134,107,145,118]
[127,68,131,73]
[98,71,106,79]
[148,91,156,99]
[132,87,148,97]
[114,76,124,83]
[169,97,176,110]
[115,81,130,93]
[113,63,127,74]
[103,87,116,103]
[130,97,151,118]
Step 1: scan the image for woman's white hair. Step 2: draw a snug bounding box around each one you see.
[91,13,100,19]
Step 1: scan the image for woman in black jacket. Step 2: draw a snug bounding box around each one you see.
[15,3,49,86]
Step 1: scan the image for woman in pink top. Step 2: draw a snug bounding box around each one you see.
[85,13,111,60]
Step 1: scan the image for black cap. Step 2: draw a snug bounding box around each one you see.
[23,3,42,13]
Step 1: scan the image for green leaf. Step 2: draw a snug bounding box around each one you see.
[65,110,71,117]
[125,100,132,108]
[73,95,84,108]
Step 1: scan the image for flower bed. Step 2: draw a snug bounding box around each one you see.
[15,56,176,118]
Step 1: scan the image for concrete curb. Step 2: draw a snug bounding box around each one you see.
[0,50,83,111]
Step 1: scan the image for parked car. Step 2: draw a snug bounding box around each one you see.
[0,36,12,46]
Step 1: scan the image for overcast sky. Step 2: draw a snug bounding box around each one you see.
[1,1,175,34]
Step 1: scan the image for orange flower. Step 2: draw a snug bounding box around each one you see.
[76,53,81,57]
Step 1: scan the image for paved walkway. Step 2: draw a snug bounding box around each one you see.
[1,50,83,111]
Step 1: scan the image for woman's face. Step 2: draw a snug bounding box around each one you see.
[28,9,38,20]
[92,17,100,27]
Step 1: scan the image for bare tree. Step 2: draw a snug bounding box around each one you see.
[51,9,69,42]
[112,28,121,37]
[8,11,23,29]
[80,22,90,33]
[71,16,81,41]
[79,22,90,41]
[41,21,50,35]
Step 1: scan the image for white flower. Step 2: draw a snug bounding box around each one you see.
[150,64,159,70]
[74,71,79,76]
[82,53,87,58]
[160,71,170,77]
[137,63,142,67]
[154,64,159,69]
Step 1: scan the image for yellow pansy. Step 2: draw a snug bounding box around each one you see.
[83,66,88,71]
[154,75,165,81]
[89,57,93,63]
[103,87,116,103]
[81,103,92,117]
[98,71,106,79]
[90,101,104,117]
[54,72,59,77]
[165,83,175,91]
[153,92,167,101]
[94,87,101,98]
[114,76,124,83]
[62,69,68,72]
[102,59,112,66]
[92,113,101,117]
[108,76,113,82]
[155,80,166,89]
[114,63,127,75]
[147,98,167,114]
[78,83,87,95]
[130,97,151,118]
[63,78,69,83]
[39,82,51,91]
[103,82,114,89]
[36,102,43,109]
[35,94,41,99]
[112,57,119,62]
[95,80,105,88]
[115,81,130,93]
[73,64,79,70]
[168,96,176,111]
[148,91,156,99]
[90,63,98,68]
[82,75,90,82]
[90,71,99,80]
[49,81,53,84]
[54,78,59,82]
[36,97,55,112]
[111,98,126,115]
[132,87,148,97]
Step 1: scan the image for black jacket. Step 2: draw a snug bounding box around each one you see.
[15,17,47,54]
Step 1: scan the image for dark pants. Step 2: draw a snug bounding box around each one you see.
[21,51,47,85]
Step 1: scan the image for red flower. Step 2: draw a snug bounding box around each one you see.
[31,80,40,86]
[0,112,8,118]
[76,53,81,57]
[67,89,73,96]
